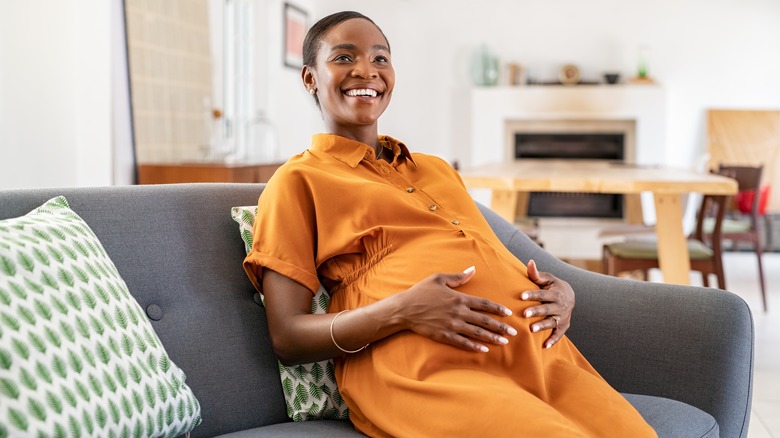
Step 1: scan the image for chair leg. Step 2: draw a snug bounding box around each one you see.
[716,268,726,290]
[713,256,727,290]
[602,247,615,277]
[754,240,768,312]
[764,215,773,250]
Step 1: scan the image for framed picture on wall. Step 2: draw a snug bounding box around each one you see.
[283,2,308,69]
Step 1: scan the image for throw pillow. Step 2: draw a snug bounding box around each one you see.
[231,206,348,421]
[0,197,201,437]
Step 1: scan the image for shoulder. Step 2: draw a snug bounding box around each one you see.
[263,148,351,204]
[261,152,319,201]
[267,149,332,184]
[410,153,459,175]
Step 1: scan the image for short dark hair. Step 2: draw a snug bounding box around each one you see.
[302,11,390,69]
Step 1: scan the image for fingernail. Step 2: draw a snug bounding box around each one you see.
[524,310,533,317]
[479,345,489,353]
[521,293,529,300]
[507,327,518,336]
[463,266,476,275]
[545,342,553,349]
[532,325,540,333]
[498,337,509,345]
[503,307,513,316]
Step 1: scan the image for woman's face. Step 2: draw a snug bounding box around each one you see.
[304,18,394,137]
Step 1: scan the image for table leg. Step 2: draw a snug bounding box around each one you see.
[491,190,519,223]
[654,193,691,285]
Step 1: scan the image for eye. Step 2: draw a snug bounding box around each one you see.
[333,54,353,62]
[374,55,389,63]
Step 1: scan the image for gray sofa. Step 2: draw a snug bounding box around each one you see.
[1,183,753,437]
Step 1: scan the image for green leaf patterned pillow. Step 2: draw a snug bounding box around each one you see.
[231,206,348,422]
[0,197,201,437]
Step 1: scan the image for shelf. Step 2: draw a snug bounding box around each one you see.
[137,162,283,184]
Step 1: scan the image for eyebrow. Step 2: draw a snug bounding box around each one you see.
[330,43,390,53]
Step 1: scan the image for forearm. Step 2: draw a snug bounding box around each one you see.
[264,269,412,365]
[280,296,410,365]
[265,268,519,364]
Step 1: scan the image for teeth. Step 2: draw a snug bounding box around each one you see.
[346,89,378,97]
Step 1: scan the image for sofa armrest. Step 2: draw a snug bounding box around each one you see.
[478,203,754,438]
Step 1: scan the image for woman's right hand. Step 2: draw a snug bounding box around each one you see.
[398,267,517,352]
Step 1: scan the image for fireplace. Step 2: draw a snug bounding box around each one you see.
[468,85,666,225]
[507,119,636,218]
[515,133,625,218]
[514,133,625,160]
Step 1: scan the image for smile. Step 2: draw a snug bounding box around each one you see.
[344,88,380,98]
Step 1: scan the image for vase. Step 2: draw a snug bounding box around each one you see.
[246,111,279,163]
[471,44,499,86]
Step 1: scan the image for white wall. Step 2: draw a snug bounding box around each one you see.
[0,0,112,189]
[2,0,778,189]
[311,0,780,167]
[258,0,322,160]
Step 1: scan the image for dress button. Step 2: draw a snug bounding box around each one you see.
[428,204,437,211]
[406,187,415,193]
[451,219,460,225]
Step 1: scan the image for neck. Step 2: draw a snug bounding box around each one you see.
[325,124,379,150]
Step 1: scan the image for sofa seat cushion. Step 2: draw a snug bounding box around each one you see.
[213,419,363,437]
[625,393,719,438]
[214,393,717,437]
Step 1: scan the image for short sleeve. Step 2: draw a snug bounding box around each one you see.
[243,166,321,295]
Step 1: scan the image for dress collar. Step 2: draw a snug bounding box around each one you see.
[310,134,416,168]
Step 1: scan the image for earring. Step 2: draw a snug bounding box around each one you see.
[309,88,316,95]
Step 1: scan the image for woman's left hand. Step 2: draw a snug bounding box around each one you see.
[520,260,574,349]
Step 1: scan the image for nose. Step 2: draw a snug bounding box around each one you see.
[351,58,377,78]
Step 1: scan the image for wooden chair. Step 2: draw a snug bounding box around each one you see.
[709,164,768,311]
[602,194,729,289]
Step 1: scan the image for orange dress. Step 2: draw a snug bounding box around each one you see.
[244,134,656,437]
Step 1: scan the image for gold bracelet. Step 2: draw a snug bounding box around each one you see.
[329,310,369,354]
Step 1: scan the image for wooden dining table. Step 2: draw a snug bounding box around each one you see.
[458,159,738,285]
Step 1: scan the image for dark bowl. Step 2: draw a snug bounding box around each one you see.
[604,73,620,84]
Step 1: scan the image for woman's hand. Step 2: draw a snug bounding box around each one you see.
[399,267,517,353]
[520,260,574,349]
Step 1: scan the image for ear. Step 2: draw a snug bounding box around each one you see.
[302,65,316,92]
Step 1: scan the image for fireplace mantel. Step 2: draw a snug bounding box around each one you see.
[469,85,666,168]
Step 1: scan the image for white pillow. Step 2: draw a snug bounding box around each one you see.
[231,206,348,421]
[0,197,201,437]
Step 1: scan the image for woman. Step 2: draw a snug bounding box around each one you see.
[244,11,655,437]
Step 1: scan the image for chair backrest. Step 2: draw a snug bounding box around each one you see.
[718,164,764,217]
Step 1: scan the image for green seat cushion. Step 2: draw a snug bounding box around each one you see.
[607,239,714,260]
[702,217,752,234]
[0,197,201,437]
